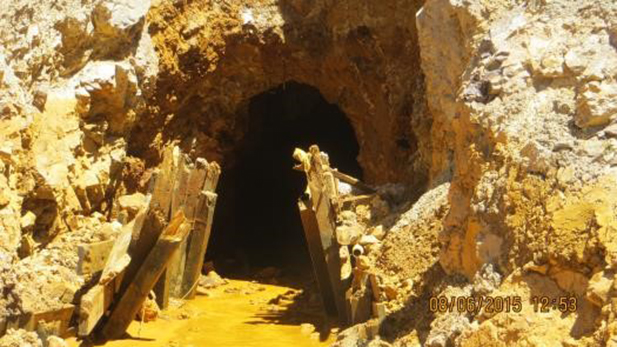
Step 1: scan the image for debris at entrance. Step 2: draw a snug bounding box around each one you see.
[198,271,227,290]
[100,210,191,339]
[135,291,160,323]
[295,145,397,327]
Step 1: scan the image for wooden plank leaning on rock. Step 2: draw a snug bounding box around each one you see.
[100,211,191,340]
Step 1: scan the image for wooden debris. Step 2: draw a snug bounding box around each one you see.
[72,145,221,337]
[346,286,372,325]
[100,208,147,285]
[156,152,192,306]
[182,191,217,299]
[101,211,191,340]
[372,302,386,323]
[148,146,178,218]
[120,198,167,296]
[298,198,338,317]
[332,170,375,193]
[340,194,375,210]
[369,274,382,302]
[78,282,115,337]
[294,145,377,327]
[295,145,352,325]
[78,209,147,336]
[155,151,220,306]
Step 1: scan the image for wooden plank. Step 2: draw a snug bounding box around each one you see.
[100,207,147,285]
[78,269,123,338]
[306,145,350,325]
[149,146,178,219]
[170,154,191,217]
[341,194,375,210]
[202,162,221,192]
[153,271,170,310]
[347,287,372,325]
[332,170,375,193]
[77,240,115,276]
[181,191,217,299]
[79,284,110,336]
[164,157,207,301]
[121,202,167,295]
[298,198,338,317]
[101,212,190,340]
[148,147,180,308]
[158,154,191,304]
[183,159,209,220]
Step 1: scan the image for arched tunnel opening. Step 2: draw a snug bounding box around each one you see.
[206,81,363,281]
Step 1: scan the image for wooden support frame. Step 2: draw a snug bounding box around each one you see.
[154,151,221,306]
[294,145,352,325]
[101,212,190,340]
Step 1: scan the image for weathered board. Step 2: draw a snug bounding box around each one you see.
[78,283,115,337]
[182,191,218,299]
[298,198,338,317]
[294,145,352,325]
[101,212,190,340]
[154,150,220,306]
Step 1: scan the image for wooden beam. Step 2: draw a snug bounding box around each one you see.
[165,155,192,300]
[101,212,190,340]
[149,147,180,308]
[332,170,375,193]
[100,208,146,285]
[149,146,177,218]
[340,194,375,210]
[165,158,210,301]
[181,191,217,299]
[121,202,167,295]
[78,282,114,337]
[78,211,147,337]
[305,145,350,325]
[298,198,338,317]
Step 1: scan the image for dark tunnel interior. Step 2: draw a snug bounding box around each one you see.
[206,81,362,279]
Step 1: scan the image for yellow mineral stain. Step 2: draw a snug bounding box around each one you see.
[68,279,335,347]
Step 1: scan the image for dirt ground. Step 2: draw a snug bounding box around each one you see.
[67,278,336,347]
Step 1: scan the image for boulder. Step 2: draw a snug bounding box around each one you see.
[576,81,617,128]
[76,62,138,134]
[92,0,151,57]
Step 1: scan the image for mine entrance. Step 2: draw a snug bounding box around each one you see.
[207,81,362,279]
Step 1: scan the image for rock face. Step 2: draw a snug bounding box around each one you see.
[137,0,429,186]
[1,0,617,346]
[411,0,617,346]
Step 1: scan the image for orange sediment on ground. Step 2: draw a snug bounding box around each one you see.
[68,279,336,347]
